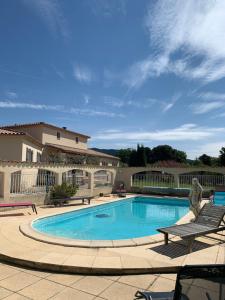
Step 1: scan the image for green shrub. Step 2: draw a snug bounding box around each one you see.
[50,182,77,206]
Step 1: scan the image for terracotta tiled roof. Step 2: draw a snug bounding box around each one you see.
[0,128,25,135]
[2,122,90,138]
[0,128,42,147]
[45,143,120,160]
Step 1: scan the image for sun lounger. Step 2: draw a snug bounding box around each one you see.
[157,203,225,252]
[135,264,225,300]
[0,202,37,214]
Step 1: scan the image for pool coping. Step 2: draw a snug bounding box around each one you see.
[20,194,191,248]
[1,195,218,276]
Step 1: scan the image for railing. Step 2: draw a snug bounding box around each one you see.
[132,173,225,189]
[10,173,56,195]
[132,174,175,188]
[179,174,225,189]
[62,175,89,189]
[94,174,112,188]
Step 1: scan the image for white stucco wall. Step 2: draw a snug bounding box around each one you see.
[41,126,88,149]
[0,136,23,161]
[21,140,42,162]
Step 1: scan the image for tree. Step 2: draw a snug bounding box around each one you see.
[151,145,187,163]
[219,147,225,166]
[144,147,153,164]
[198,154,212,166]
[129,149,138,166]
[136,144,147,167]
[118,148,133,165]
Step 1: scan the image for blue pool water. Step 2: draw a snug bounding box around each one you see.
[33,197,189,240]
[214,192,225,205]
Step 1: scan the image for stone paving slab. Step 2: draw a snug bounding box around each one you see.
[0,196,224,276]
[0,261,178,300]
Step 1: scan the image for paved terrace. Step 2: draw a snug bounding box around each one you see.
[0,261,177,300]
[0,195,225,299]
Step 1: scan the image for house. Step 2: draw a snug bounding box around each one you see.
[0,122,119,166]
[0,128,42,162]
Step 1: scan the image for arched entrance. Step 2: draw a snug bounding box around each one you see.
[94,170,114,188]
[62,169,90,189]
[10,169,57,194]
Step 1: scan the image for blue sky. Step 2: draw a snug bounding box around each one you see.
[1,0,225,158]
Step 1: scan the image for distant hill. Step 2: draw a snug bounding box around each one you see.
[91,148,119,157]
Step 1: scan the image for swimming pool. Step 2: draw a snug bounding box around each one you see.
[33,196,189,240]
[214,191,225,205]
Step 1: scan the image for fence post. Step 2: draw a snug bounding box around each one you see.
[174,174,180,188]
[1,172,11,201]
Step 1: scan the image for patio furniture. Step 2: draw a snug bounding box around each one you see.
[70,196,93,204]
[157,203,225,253]
[0,202,37,214]
[115,182,127,197]
[116,189,126,197]
[135,264,225,300]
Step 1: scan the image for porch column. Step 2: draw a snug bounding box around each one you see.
[111,173,114,185]
[88,172,94,196]
[1,172,10,201]
[56,172,63,185]
[174,174,180,188]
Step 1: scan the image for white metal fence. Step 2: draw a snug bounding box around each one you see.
[132,173,225,189]
[94,174,112,188]
[10,173,56,195]
[132,173,175,188]
[179,174,225,188]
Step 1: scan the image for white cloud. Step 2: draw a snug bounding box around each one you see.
[70,107,124,118]
[198,92,225,101]
[104,96,157,109]
[93,124,225,142]
[161,93,181,112]
[124,55,169,89]
[22,0,69,40]
[190,101,225,114]
[104,96,124,108]
[0,101,62,111]
[125,1,225,88]
[84,95,90,105]
[188,142,225,158]
[0,100,123,118]
[5,91,17,99]
[73,64,93,84]
[52,66,65,79]
[88,0,127,17]
[189,91,225,114]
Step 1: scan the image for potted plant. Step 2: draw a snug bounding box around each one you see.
[50,182,78,206]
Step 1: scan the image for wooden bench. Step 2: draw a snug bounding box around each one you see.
[0,202,37,214]
[70,196,93,205]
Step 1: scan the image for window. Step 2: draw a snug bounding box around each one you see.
[26,148,33,162]
[37,152,42,162]
[75,137,79,144]
[57,132,60,140]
